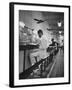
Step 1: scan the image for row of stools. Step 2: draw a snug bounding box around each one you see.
[29,48,59,79]
[39,53,53,77]
[35,48,59,78]
[30,53,54,78]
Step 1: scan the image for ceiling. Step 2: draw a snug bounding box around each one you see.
[19,10,64,35]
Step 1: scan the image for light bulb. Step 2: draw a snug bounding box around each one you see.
[58,21,62,27]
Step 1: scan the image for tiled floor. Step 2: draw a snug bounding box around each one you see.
[49,49,64,77]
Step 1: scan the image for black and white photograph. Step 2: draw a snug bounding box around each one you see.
[19,10,64,79]
[9,2,70,87]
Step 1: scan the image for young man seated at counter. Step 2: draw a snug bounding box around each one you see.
[49,38,59,49]
[29,29,48,66]
[47,38,59,55]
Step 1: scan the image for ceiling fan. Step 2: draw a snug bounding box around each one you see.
[34,18,45,24]
[34,18,59,24]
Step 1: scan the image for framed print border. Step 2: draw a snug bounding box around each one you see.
[9,2,70,87]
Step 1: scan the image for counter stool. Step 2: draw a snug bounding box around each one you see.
[32,56,41,75]
[47,56,49,65]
